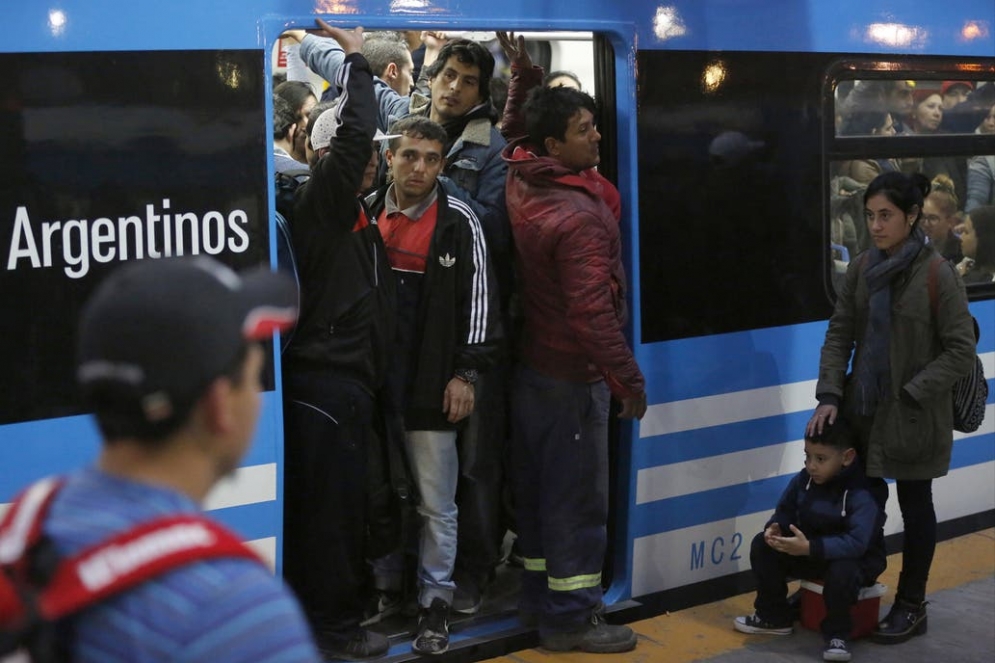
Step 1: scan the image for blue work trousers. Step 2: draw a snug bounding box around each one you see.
[510,365,610,633]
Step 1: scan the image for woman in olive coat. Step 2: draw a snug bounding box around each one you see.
[806,171,976,645]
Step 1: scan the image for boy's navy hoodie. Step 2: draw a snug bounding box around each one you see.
[768,459,887,578]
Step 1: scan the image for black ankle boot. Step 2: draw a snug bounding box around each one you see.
[871,598,928,644]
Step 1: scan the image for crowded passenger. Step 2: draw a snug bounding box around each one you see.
[362,32,416,96]
[274,80,318,164]
[965,88,995,213]
[285,20,515,627]
[921,174,964,264]
[365,115,502,655]
[884,80,916,134]
[543,70,582,90]
[273,94,308,173]
[958,205,995,284]
[278,25,396,661]
[940,80,973,111]
[497,30,646,654]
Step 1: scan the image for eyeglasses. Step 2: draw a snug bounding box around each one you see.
[922,214,943,225]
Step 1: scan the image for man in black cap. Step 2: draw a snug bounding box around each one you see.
[1,255,313,662]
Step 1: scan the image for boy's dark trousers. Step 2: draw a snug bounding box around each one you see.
[749,532,866,639]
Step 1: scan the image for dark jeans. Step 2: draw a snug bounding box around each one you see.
[750,532,867,639]
[510,365,610,634]
[282,370,373,642]
[454,367,508,589]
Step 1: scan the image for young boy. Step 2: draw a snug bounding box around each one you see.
[733,419,887,662]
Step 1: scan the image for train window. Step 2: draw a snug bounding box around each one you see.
[827,74,995,296]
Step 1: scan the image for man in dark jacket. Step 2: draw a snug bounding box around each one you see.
[501,59,646,652]
[734,419,887,662]
[366,115,502,656]
[279,25,395,661]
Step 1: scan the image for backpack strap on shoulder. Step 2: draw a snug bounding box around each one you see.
[1,477,263,635]
[37,515,262,621]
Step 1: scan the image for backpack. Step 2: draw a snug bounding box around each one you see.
[926,257,989,433]
[273,169,309,351]
[0,477,262,663]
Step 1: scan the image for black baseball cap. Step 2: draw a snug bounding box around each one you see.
[77,256,298,425]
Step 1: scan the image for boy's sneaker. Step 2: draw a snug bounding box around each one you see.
[733,613,793,635]
[540,611,637,654]
[823,637,852,662]
[412,598,450,656]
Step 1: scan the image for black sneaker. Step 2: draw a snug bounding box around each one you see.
[361,590,404,626]
[540,611,637,654]
[871,599,928,644]
[412,598,450,656]
[318,628,390,661]
[733,613,793,635]
[823,637,852,662]
[452,581,483,615]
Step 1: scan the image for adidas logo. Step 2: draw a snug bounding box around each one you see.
[439,253,456,268]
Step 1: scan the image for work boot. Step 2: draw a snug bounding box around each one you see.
[540,610,637,654]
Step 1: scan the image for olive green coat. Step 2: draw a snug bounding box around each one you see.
[816,245,976,480]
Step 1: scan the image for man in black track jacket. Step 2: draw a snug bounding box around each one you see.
[365,115,501,656]
[279,25,395,662]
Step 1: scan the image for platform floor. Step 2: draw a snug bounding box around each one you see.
[478,528,995,663]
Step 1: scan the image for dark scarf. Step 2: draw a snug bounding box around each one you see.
[438,102,496,154]
[852,226,925,416]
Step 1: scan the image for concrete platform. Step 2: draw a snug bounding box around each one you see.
[478,528,995,663]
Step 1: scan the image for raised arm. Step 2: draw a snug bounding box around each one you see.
[297,19,409,133]
[496,31,543,141]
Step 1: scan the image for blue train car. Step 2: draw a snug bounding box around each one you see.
[1,0,992,657]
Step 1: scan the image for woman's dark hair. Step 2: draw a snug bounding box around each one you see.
[523,85,597,153]
[864,171,931,225]
[423,39,495,103]
[274,80,317,120]
[970,205,995,267]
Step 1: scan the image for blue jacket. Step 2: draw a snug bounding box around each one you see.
[768,460,886,569]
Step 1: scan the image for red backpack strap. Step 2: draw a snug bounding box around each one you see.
[0,477,65,631]
[1,479,264,631]
[0,477,64,572]
[36,515,263,621]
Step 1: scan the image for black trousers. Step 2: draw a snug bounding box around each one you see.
[750,532,867,639]
[892,479,936,604]
[454,367,508,589]
[282,371,373,643]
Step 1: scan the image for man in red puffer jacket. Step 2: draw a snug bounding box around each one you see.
[500,32,646,655]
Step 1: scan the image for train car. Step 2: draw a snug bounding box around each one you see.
[1,0,992,660]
